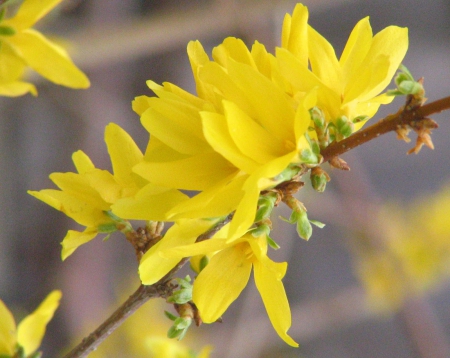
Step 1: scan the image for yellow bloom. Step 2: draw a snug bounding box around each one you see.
[277,3,408,130]
[29,123,186,259]
[0,290,61,357]
[120,37,317,242]
[0,0,89,96]
[163,230,298,347]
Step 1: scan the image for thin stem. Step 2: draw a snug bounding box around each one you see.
[321,96,450,161]
[63,214,233,358]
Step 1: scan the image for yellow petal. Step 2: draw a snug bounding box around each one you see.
[201,111,259,173]
[72,150,95,174]
[28,188,109,227]
[193,244,252,323]
[162,238,231,259]
[17,290,62,355]
[0,299,16,355]
[187,40,215,101]
[339,17,373,81]
[134,151,236,191]
[7,29,90,88]
[4,0,62,30]
[253,260,298,347]
[167,171,246,220]
[61,228,98,260]
[49,171,111,209]
[132,95,152,116]
[223,100,288,164]
[139,219,214,285]
[281,3,309,67]
[0,42,26,82]
[212,37,256,69]
[111,184,188,221]
[308,25,342,95]
[226,60,296,143]
[140,97,210,155]
[104,123,144,187]
[0,81,37,97]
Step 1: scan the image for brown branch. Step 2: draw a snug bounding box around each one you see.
[62,214,233,358]
[321,96,450,162]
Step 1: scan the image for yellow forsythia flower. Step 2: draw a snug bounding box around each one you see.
[28,123,186,260]
[0,290,61,357]
[162,228,298,347]
[0,0,89,96]
[278,3,408,131]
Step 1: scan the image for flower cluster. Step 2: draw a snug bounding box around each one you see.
[0,0,89,96]
[30,3,408,347]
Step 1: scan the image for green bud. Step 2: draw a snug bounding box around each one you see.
[273,164,301,182]
[299,148,318,164]
[336,116,354,138]
[295,210,312,241]
[250,223,271,238]
[0,25,16,36]
[310,107,325,129]
[29,352,43,358]
[310,139,321,155]
[310,169,329,192]
[398,80,423,95]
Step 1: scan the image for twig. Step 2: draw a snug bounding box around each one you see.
[62,214,233,358]
[321,96,450,162]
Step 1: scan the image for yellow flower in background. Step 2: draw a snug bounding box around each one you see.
[0,0,90,96]
[88,284,212,358]
[0,290,61,357]
[28,123,186,260]
[277,3,408,131]
[163,230,298,347]
[116,37,317,242]
[355,183,450,312]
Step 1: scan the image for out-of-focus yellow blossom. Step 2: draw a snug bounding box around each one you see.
[28,123,187,260]
[88,285,212,358]
[356,183,450,312]
[0,0,89,96]
[277,3,408,131]
[163,229,298,347]
[114,37,317,242]
[0,290,61,357]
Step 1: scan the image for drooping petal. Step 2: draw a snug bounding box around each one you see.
[161,237,232,259]
[253,260,298,347]
[61,228,98,260]
[4,0,62,31]
[7,29,90,88]
[193,243,252,323]
[0,80,37,97]
[17,290,62,355]
[0,299,16,355]
[139,219,215,285]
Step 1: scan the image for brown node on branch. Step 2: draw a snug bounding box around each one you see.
[329,156,350,171]
[174,302,203,326]
[126,223,163,261]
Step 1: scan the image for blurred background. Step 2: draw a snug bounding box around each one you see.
[1,0,450,357]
